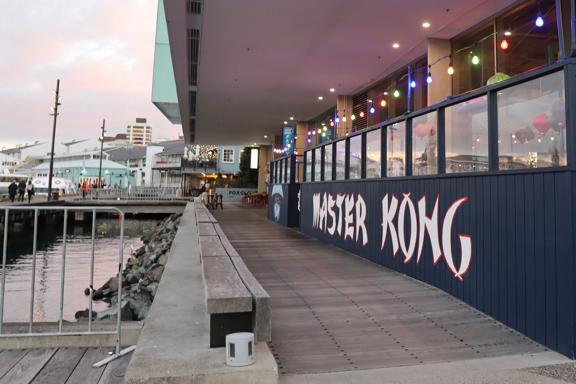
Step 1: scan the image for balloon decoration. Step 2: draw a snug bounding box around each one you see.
[414,123,433,139]
[487,72,510,85]
[532,112,550,135]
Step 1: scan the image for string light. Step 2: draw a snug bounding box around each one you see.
[323,126,327,131]
[500,39,509,50]
[335,117,340,123]
[410,80,416,88]
[359,111,365,118]
[342,115,347,122]
[426,65,432,84]
[317,128,322,134]
[535,13,544,28]
[447,63,454,75]
[380,99,387,107]
[393,90,400,98]
[350,114,356,121]
[471,55,480,65]
[369,106,376,114]
[330,120,334,127]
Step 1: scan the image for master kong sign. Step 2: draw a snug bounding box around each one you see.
[312,192,472,281]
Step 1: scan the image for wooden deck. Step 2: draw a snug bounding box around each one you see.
[0,348,132,384]
[213,204,548,376]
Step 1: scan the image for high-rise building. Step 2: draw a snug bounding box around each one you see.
[126,118,152,146]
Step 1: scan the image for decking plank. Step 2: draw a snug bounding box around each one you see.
[0,349,28,379]
[97,352,132,384]
[65,348,109,384]
[31,348,86,384]
[0,348,56,384]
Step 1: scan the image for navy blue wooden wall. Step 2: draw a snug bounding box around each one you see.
[299,170,576,358]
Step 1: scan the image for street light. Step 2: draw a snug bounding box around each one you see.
[47,79,62,201]
[97,119,106,197]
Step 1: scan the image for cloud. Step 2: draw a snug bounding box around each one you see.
[0,0,181,153]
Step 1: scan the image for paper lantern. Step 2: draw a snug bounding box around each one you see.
[532,112,550,135]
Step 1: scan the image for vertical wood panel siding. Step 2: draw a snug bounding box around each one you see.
[299,171,575,357]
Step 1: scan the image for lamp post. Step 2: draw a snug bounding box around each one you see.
[47,79,62,201]
[97,119,106,197]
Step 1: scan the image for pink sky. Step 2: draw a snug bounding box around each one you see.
[0,0,181,153]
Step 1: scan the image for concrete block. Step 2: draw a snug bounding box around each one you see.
[202,256,252,314]
[200,236,228,257]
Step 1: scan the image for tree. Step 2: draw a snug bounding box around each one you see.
[232,147,258,188]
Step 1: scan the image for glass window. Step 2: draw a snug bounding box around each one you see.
[498,70,566,169]
[412,111,438,176]
[273,161,278,183]
[279,159,284,183]
[305,151,312,181]
[445,96,489,173]
[349,135,362,179]
[324,144,333,181]
[286,157,291,183]
[222,149,234,163]
[366,129,381,178]
[452,24,496,94]
[314,147,322,181]
[335,141,346,180]
[387,121,406,177]
[497,0,559,77]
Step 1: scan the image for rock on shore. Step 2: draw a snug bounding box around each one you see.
[76,213,182,322]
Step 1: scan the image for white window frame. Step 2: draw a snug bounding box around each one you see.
[222,149,235,164]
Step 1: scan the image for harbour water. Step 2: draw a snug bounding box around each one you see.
[0,216,160,323]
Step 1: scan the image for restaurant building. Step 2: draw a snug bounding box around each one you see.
[158,0,576,358]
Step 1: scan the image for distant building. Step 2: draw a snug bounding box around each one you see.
[102,133,128,148]
[105,146,148,187]
[126,118,152,146]
[32,159,132,187]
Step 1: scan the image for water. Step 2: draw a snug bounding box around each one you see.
[0,216,160,323]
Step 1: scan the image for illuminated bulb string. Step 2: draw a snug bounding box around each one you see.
[310,7,552,140]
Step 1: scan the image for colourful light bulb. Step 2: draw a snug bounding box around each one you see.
[380,99,387,107]
[359,111,365,118]
[535,15,544,27]
[410,80,416,88]
[426,73,432,84]
[330,121,334,127]
[393,90,400,98]
[500,39,509,50]
[369,106,376,114]
[447,64,454,75]
[335,117,340,123]
[471,55,480,65]
[350,114,356,121]
[342,115,347,122]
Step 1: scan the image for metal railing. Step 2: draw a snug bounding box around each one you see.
[0,206,125,358]
[86,186,186,201]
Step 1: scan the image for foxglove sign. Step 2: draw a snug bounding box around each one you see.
[312,192,471,281]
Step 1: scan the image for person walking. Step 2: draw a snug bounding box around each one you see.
[81,181,86,200]
[8,180,17,203]
[17,179,26,202]
[26,180,35,204]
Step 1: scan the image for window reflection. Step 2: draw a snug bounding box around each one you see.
[412,112,438,175]
[314,148,322,181]
[286,158,291,183]
[305,151,312,181]
[335,141,346,180]
[387,122,406,177]
[446,96,489,173]
[324,144,333,181]
[498,70,566,169]
[349,136,362,180]
[366,129,381,178]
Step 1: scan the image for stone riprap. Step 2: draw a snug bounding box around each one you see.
[75,213,182,321]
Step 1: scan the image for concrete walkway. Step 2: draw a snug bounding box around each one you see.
[213,204,572,383]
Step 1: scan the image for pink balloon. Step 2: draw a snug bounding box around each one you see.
[414,123,432,139]
[532,112,550,135]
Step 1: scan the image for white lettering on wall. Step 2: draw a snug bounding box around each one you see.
[312,192,369,246]
[312,192,472,281]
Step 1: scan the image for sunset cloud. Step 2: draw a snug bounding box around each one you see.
[0,0,181,152]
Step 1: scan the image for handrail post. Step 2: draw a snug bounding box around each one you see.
[58,209,68,333]
[0,209,9,334]
[28,209,39,333]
